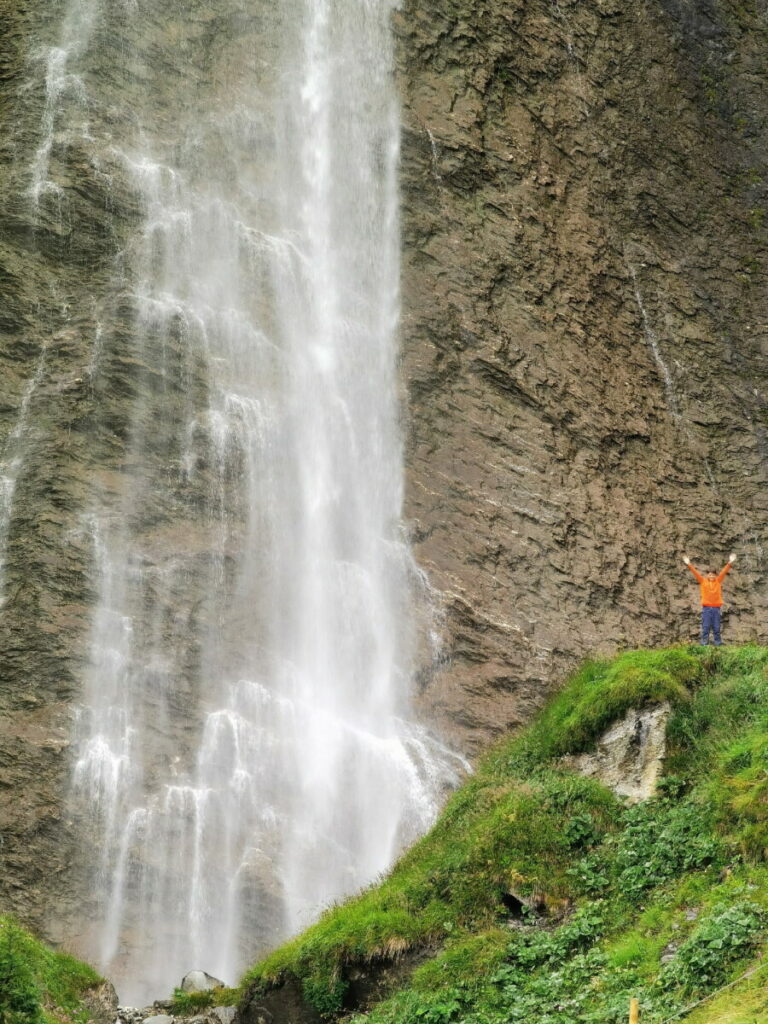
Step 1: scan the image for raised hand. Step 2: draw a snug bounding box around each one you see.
[683,555,690,565]
[729,553,737,563]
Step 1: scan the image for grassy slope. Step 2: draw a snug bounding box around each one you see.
[242,646,768,1024]
[0,915,103,1024]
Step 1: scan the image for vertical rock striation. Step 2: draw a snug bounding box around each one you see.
[396,0,768,752]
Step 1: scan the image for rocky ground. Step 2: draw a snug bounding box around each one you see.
[116,1005,235,1024]
[84,972,238,1024]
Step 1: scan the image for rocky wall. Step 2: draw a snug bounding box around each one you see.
[396,0,768,752]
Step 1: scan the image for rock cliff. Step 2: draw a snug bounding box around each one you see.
[396,0,768,752]
[1,0,768,958]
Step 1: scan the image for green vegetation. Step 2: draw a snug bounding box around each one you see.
[0,917,102,1024]
[168,986,241,1015]
[243,646,768,1023]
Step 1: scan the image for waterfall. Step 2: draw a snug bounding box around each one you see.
[28,0,465,1003]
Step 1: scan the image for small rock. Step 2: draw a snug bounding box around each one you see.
[117,1008,147,1024]
[660,941,679,964]
[209,1008,236,1024]
[144,1015,174,1024]
[181,971,225,994]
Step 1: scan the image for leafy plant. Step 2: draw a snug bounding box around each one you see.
[659,901,765,995]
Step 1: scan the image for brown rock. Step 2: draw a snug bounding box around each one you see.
[396,0,768,754]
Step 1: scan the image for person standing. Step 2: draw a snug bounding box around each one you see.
[682,553,736,646]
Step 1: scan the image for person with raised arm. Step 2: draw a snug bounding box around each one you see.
[682,553,736,646]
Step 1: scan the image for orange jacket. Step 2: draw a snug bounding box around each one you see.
[687,562,731,607]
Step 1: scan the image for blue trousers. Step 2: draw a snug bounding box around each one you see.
[701,606,722,645]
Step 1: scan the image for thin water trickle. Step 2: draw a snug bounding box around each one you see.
[26,0,466,1003]
[628,264,681,418]
[0,345,48,606]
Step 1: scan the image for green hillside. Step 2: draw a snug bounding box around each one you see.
[0,916,103,1024]
[241,646,768,1024]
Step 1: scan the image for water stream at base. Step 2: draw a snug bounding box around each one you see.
[27,0,466,1003]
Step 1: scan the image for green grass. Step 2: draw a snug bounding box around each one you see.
[0,916,102,1024]
[168,986,242,1015]
[241,645,768,1023]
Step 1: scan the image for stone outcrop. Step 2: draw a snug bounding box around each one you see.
[560,702,670,803]
[396,0,768,753]
[82,980,120,1024]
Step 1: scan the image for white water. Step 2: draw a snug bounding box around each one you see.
[30,0,465,1003]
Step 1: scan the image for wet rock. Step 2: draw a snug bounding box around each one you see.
[560,703,671,803]
[116,1010,150,1024]
[180,971,225,994]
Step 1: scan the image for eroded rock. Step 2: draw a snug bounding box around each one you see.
[81,980,119,1024]
[396,0,768,755]
[180,972,225,995]
[560,703,671,802]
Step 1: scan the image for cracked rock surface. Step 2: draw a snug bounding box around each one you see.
[397,0,768,752]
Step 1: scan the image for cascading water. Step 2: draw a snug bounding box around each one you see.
[29,0,465,1003]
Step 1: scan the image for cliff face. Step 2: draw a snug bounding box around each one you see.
[0,0,117,931]
[0,0,282,946]
[1,0,768,955]
[396,0,768,752]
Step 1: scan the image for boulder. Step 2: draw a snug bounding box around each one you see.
[560,703,671,803]
[180,971,225,994]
